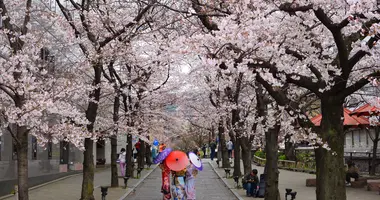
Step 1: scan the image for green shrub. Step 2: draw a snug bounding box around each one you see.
[255,150,266,158]
[278,154,287,160]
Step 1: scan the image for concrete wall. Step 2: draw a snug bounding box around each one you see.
[0,130,84,197]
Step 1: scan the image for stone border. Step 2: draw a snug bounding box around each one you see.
[117,164,158,200]
[208,161,245,200]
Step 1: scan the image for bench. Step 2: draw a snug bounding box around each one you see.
[351,178,368,188]
[306,178,316,187]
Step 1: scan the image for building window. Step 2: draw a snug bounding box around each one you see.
[48,140,52,160]
[32,136,37,160]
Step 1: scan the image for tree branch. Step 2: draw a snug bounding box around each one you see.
[99,3,153,47]
[339,71,380,98]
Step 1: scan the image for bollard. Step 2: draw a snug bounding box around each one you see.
[290,191,297,200]
[224,168,231,178]
[100,186,108,200]
[123,176,130,189]
[285,188,292,200]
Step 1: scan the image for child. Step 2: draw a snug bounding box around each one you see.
[243,169,259,197]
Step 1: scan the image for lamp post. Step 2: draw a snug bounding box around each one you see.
[233,176,241,188]
[285,188,292,200]
[137,167,143,178]
[123,176,130,189]
[224,168,231,178]
[100,186,108,200]
[290,192,297,200]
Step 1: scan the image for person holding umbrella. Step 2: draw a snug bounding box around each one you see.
[154,148,173,200]
[185,151,202,200]
[159,161,172,200]
[166,151,189,200]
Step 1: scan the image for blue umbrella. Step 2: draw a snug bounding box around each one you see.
[153,139,159,146]
[153,148,172,164]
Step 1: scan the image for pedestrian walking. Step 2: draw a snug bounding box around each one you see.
[210,141,217,161]
[227,140,233,158]
[118,148,126,176]
[160,161,172,200]
[185,161,199,200]
[171,168,187,200]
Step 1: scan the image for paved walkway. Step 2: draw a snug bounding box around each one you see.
[1,166,155,200]
[209,159,380,200]
[126,161,238,200]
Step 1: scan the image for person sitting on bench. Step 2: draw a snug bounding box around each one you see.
[243,169,259,197]
[346,160,359,186]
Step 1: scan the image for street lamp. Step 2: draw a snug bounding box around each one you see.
[137,167,143,178]
[224,168,231,178]
[123,176,130,189]
[285,188,292,200]
[100,186,108,200]
[290,192,297,200]
[233,176,241,188]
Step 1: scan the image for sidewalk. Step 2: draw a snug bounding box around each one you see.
[1,165,157,200]
[209,159,379,200]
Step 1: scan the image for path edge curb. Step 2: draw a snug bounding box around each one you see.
[118,164,158,200]
[208,161,244,200]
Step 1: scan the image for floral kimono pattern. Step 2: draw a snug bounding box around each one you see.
[185,164,198,200]
[171,169,187,200]
[160,163,171,200]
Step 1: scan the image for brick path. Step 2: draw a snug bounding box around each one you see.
[125,162,238,200]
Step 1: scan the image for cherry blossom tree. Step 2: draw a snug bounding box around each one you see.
[0,1,90,199]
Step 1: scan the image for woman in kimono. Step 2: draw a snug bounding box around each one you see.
[160,161,171,200]
[185,160,198,200]
[171,168,187,200]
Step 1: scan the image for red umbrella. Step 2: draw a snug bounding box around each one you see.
[165,151,189,171]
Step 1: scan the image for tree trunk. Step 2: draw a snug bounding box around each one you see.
[218,119,230,168]
[138,140,146,169]
[126,134,134,177]
[233,136,241,177]
[264,125,281,200]
[81,138,95,200]
[284,135,296,161]
[110,135,118,187]
[16,126,29,200]
[315,99,346,200]
[81,62,102,200]
[111,93,120,187]
[241,137,252,175]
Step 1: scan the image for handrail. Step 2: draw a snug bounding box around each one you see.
[253,155,316,172]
